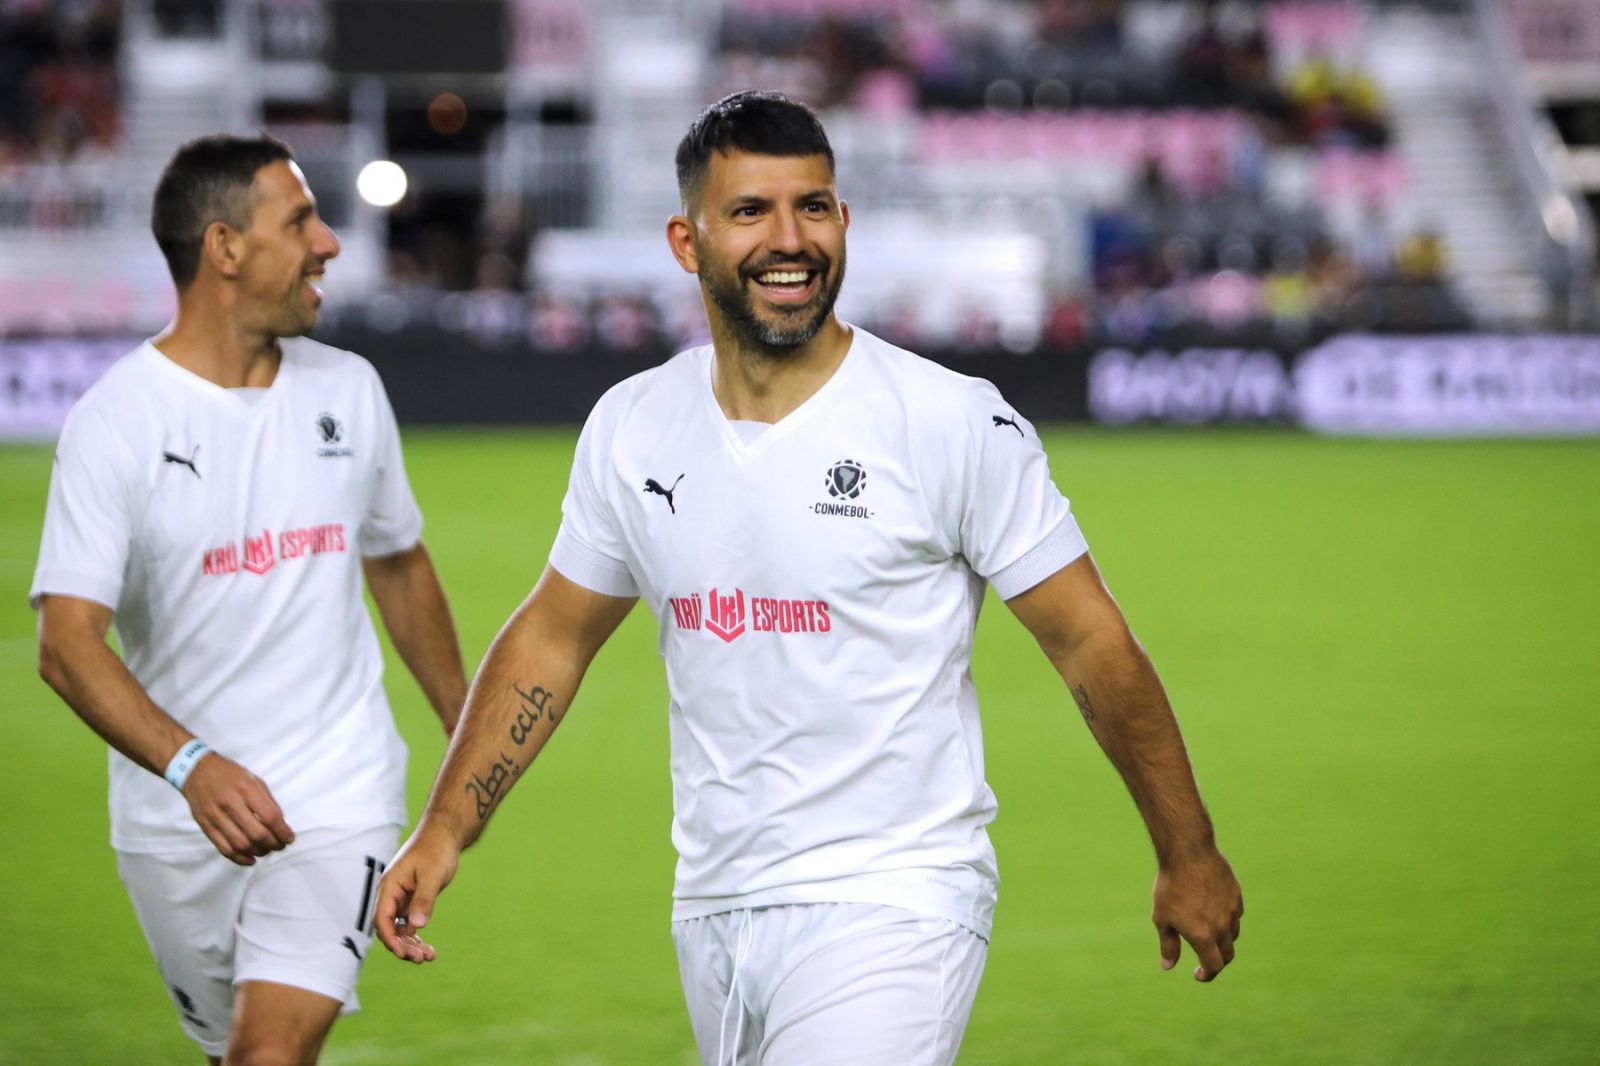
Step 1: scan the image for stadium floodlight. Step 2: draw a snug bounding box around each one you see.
[357,160,408,208]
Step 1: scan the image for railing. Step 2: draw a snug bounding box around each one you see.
[1474,0,1597,328]
[1507,0,1600,62]
[0,161,145,234]
[490,124,596,230]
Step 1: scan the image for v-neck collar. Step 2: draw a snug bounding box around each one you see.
[143,339,292,417]
[700,326,864,461]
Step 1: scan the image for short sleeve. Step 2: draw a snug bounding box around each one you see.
[955,380,1088,600]
[357,370,424,557]
[547,395,639,597]
[30,404,138,611]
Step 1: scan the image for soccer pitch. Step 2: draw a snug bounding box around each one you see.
[2,427,1596,1065]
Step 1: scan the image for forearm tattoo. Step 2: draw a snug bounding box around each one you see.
[464,682,562,821]
[1072,683,1096,723]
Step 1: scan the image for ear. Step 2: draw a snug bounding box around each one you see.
[839,198,850,231]
[200,220,245,280]
[666,214,699,275]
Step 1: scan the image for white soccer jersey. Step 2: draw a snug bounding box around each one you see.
[549,327,1088,935]
[30,338,422,853]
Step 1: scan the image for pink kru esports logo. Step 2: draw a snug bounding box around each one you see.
[202,523,347,577]
[242,529,276,575]
[668,587,831,644]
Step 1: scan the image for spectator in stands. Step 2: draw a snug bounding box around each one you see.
[1351,199,1397,281]
[1262,236,1317,343]
[1398,224,1448,284]
[0,0,120,162]
[529,292,588,352]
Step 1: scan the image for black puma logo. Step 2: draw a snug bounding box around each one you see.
[163,445,201,478]
[341,936,364,961]
[992,414,1022,436]
[644,474,685,514]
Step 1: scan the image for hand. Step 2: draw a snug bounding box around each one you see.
[374,825,461,964]
[181,753,295,865]
[1153,846,1243,982]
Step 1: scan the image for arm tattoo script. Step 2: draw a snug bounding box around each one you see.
[1071,683,1096,723]
[465,751,519,820]
[464,682,563,821]
[509,682,559,744]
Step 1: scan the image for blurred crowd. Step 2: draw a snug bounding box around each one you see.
[0,0,121,167]
[702,0,1468,342]
[1,0,1474,346]
[1069,156,1461,347]
[716,0,1391,150]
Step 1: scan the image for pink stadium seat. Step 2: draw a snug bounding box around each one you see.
[853,69,915,117]
[1317,148,1409,208]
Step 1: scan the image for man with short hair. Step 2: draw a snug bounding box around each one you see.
[32,133,468,1065]
[375,92,1242,1064]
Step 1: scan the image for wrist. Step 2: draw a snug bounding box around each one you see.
[1153,826,1218,870]
[163,738,212,791]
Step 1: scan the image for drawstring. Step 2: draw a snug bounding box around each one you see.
[716,909,756,1065]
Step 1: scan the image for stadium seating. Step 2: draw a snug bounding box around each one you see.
[0,0,1585,344]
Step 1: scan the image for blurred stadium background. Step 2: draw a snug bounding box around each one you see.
[2,1,1599,1064]
[2,0,1598,433]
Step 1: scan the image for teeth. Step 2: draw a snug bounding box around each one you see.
[757,270,809,284]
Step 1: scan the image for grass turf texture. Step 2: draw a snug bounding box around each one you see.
[2,428,1596,1065]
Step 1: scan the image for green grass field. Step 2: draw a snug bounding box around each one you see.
[2,428,1596,1065]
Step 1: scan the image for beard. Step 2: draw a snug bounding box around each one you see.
[702,250,846,355]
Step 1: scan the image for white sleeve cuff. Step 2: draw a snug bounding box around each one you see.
[989,516,1089,601]
[29,570,123,612]
[548,527,639,598]
[359,513,424,558]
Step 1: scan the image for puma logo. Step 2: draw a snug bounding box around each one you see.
[341,936,364,961]
[644,474,685,514]
[992,414,1022,436]
[163,446,201,478]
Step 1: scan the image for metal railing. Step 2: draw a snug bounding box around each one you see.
[1474,0,1598,328]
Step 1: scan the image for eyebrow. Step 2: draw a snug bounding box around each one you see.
[286,203,314,224]
[726,188,836,209]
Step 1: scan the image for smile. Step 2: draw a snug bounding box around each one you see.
[750,268,819,303]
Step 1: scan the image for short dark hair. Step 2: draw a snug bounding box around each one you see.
[152,133,295,289]
[675,91,834,207]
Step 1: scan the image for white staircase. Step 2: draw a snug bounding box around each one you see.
[1369,8,1551,326]
[122,35,258,197]
[591,2,718,235]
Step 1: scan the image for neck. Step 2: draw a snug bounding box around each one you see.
[153,289,283,389]
[709,314,852,424]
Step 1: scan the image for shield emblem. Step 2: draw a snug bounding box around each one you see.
[826,459,867,499]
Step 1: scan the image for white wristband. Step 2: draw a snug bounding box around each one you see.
[164,739,211,791]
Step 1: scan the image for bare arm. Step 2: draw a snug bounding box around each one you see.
[375,566,636,962]
[36,594,295,864]
[363,541,468,735]
[1006,553,1243,981]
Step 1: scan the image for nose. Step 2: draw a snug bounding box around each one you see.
[768,206,804,255]
[315,219,341,261]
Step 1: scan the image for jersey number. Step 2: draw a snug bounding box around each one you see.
[354,854,386,933]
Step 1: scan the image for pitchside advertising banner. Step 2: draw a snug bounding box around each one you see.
[1088,335,1600,433]
[0,336,135,441]
[4,333,1599,439]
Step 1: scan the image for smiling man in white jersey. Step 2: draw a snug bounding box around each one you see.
[374,92,1243,1064]
[31,134,468,1065]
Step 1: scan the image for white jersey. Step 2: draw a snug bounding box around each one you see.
[30,338,422,853]
[549,327,1087,935]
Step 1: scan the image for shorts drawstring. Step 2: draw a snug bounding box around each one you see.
[716,909,756,1065]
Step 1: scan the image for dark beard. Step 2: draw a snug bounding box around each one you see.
[703,255,845,355]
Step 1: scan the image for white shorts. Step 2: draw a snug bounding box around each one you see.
[115,824,400,1056]
[673,902,989,1066]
